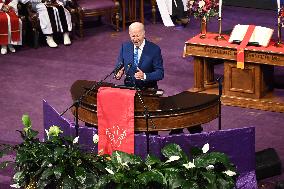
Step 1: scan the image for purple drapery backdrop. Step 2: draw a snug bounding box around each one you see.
[43,100,257,188]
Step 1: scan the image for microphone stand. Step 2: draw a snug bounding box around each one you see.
[125,67,155,155]
[216,76,223,130]
[135,89,156,155]
[60,64,123,137]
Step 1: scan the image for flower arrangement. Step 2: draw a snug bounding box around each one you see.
[188,0,219,20]
[1,115,238,189]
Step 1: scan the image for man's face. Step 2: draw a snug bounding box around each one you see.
[129,28,145,47]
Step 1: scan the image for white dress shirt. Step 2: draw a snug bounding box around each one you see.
[133,39,146,80]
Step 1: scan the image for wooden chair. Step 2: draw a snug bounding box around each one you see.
[120,0,144,31]
[75,0,120,37]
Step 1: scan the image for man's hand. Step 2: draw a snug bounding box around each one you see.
[115,67,125,80]
[134,68,145,80]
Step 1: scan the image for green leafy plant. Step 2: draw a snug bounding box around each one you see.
[10,115,107,189]
[1,115,238,189]
[98,143,238,189]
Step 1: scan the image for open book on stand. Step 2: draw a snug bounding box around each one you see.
[228,24,274,47]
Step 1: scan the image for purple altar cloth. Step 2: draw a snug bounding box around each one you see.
[43,100,258,188]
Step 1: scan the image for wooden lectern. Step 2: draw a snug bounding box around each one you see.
[70,80,220,131]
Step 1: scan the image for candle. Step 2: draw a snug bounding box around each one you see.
[277,0,280,13]
[219,0,222,17]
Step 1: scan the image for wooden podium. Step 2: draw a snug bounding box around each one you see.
[70,80,220,131]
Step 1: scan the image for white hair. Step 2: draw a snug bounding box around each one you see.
[129,22,145,34]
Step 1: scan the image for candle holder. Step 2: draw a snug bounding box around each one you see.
[274,16,283,47]
[214,17,226,41]
[200,16,207,39]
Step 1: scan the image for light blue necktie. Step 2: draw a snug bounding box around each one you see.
[134,47,139,67]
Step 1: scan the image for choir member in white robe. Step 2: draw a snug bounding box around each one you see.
[156,0,189,27]
[0,0,22,54]
[21,0,72,48]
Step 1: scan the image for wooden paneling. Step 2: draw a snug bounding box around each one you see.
[185,44,284,66]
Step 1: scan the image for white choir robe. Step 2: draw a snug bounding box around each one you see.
[156,0,188,27]
[20,0,72,35]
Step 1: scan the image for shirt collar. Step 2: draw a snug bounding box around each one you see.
[134,39,145,50]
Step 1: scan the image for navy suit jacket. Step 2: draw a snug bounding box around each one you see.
[116,40,164,89]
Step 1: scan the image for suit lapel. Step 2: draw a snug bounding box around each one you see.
[139,40,147,67]
[131,43,134,66]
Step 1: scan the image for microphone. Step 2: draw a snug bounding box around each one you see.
[125,63,132,77]
[113,62,124,75]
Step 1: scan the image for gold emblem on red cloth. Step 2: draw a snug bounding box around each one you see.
[106,125,127,148]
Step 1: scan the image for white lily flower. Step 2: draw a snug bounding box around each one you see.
[223,170,237,176]
[73,136,79,144]
[10,184,20,188]
[45,129,49,140]
[105,168,114,174]
[165,155,180,163]
[116,151,122,164]
[198,0,205,8]
[202,143,210,153]
[206,165,214,170]
[121,162,129,169]
[93,134,99,144]
[183,161,195,169]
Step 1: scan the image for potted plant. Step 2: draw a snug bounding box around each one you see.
[8,115,107,189]
[1,115,238,189]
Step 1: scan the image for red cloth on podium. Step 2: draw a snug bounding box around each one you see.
[97,87,136,155]
[236,25,256,69]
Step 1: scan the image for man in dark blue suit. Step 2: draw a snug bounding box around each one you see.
[115,22,164,90]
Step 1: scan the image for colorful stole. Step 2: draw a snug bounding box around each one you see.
[236,25,256,69]
[0,0,20,45]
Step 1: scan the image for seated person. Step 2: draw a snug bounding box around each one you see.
[171,0,189,26]
[0,0,22,55]
[114,22,164,90]
[156,0,189,27]
[22,0,72,48]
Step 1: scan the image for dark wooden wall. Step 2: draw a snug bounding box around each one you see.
[223,0,276,10]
